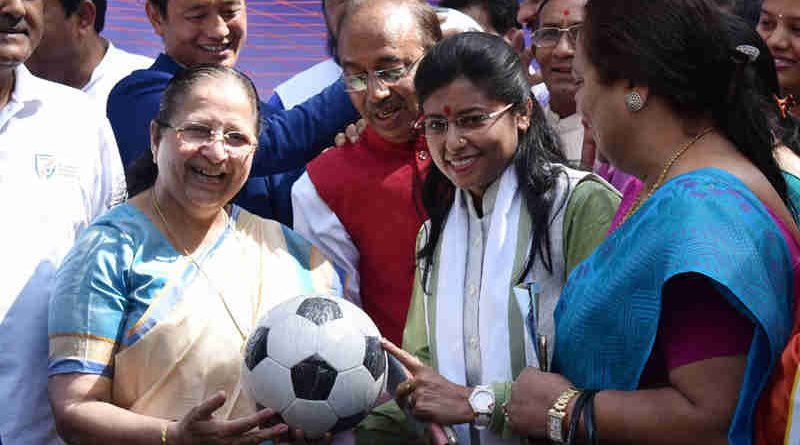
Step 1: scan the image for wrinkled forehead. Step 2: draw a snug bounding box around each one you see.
[337,5,424,68]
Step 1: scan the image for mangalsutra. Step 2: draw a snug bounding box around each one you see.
[620,128,714,226]
[151,191,255,344]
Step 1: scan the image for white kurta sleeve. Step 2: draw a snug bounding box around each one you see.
[292,172,361,306]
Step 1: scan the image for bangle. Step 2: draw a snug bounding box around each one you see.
[161,423,168,445]
[566,390,594,445]
[582,391,599,445]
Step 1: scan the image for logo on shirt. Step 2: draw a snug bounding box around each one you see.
[34,154,57,179]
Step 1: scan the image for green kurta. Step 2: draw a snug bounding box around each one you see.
[355,177,620,444]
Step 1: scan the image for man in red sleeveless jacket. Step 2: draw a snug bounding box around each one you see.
[292,0,442,345]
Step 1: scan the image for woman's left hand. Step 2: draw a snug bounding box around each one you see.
[505,367,574,438]
[381,338,475,426]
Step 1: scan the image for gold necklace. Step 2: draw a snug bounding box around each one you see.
[151,190,251,343]
[620,127,714,226]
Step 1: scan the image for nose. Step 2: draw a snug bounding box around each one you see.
[553,31,575,57]
[0,0,25,21]
[765,23,791,51]
[517,1,536,27]
[206,12,230,39]
[366,75,391,103]
[444,123,465,153]
[199,137,229,163]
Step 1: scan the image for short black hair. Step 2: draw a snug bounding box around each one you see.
[437,0,519,35]
[148,0,168,19]
[60,0,107,33]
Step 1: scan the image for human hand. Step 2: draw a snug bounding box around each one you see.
[381,338,474,426]
[505,367,573,438]
[334,119,367,147]
[170,391,288,445]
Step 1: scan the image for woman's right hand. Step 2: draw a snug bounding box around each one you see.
[170,391,288,445]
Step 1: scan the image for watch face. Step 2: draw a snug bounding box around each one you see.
[472,391,493,408]
[548,416,563,440]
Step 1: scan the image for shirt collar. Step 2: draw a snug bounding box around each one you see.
[153,53,182,75]
[362,124,425,154]
[9,64,43,107]
[543,104,581,129]
[463,174,501,220]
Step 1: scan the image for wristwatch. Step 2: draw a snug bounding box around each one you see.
[468,385,495,430]
[547,387,581,444]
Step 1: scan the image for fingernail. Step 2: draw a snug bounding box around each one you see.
[275,424,289,433]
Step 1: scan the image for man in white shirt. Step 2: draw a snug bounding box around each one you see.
[25,0,153,106]
[0,0,126,442]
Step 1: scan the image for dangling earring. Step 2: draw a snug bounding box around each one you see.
[625,91,645,112]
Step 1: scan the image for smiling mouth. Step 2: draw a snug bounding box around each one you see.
[198,42,232,54]
[448,156,478,171]
[190,166,226,180]
[374,101,403,120]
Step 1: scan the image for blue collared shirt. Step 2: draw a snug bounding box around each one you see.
[106,53,358,224]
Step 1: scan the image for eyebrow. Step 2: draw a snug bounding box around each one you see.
[761,8,800,20]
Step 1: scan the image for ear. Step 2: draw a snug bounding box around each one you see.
[74,0,96,36]
[150,120,162,162]
[145,1,167,39]
[505,28,525,53]
[516,98,533,132]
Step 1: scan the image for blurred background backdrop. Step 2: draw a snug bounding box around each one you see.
[106,0,331,98]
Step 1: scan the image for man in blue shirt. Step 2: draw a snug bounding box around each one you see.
[107,0,358,225]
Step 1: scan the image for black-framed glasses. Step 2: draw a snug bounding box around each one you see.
[415,104,515,140]
[342,54,425,93]
[531,24,582,48]
[156,120,256,157]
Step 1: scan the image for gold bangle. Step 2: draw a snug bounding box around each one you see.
[161,423,168,445]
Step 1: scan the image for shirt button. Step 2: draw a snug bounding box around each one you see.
[417,151,428,161]
[469,337,479,349]
[469,285,477,297]
[472,236,480,247]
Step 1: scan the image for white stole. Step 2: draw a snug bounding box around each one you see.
[433,167,520,445]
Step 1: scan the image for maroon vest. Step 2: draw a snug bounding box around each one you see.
[306,126,430,344]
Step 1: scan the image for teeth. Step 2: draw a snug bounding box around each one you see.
[450,158,475,167]
[193,167,223,177]
[199,44,229,52]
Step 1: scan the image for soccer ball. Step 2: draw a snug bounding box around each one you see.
[241,295,387,438]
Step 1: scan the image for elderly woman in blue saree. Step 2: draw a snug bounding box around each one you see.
[46,66,343,445]
[500,2,800,445]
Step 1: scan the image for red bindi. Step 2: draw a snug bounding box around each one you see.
[443,106,452,116]
[563,9,570,16]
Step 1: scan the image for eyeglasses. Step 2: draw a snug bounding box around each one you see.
[157,120,256,157]
[342,54,424,93]
[415,104,515,140]
[531,24,582,48]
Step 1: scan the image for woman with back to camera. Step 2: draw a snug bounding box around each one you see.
[499,1,800,444]
[47,65,342,445]
[360,32,620,444]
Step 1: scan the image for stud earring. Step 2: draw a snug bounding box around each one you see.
[625,91,645,112]
[458,137,467,145]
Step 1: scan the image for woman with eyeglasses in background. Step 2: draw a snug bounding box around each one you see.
[375,32,619,445]
[46,65,343,445]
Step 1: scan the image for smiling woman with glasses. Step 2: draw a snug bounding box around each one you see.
[46,65,344,445]
[369,32,619,444]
